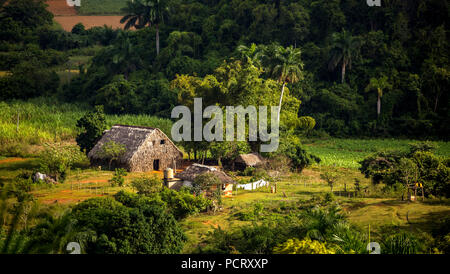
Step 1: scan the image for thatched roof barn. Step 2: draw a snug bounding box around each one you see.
[175,163,235,184]
[175,163,236,197]
[235,153,265,170]
[88,124,183,172]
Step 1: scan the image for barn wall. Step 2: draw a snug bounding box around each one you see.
[129,129,183,172]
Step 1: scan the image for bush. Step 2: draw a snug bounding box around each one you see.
[97,140,126,170]
[382,232,421,254]
[158,188,211,220]
[360,145,450,197]
[39,144,86,182]
[71,191,187,254]
[275,134,320,172]
[273,238,335,254]
[131,175,162,195]
[109,168,127,187]
[192,172,221,195]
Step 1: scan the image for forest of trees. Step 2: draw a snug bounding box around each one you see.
[1,0,448,140]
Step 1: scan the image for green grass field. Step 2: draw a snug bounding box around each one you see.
[2,156,448,253]
[76,0,128,15]
[304,138,450,169]
[0,98,173,155]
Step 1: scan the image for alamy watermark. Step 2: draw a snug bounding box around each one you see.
[171,98,280,153]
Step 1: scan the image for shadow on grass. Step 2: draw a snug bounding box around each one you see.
[0,158,40,173]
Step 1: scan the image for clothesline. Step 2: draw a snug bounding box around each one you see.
[236,179,269,190]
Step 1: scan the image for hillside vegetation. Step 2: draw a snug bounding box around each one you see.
[0,98,173,156]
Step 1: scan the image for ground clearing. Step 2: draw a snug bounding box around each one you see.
[53,16,126,31]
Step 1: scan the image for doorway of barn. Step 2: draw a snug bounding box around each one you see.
[153,159,160,170]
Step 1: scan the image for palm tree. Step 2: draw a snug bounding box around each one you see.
[120,0,169,55]
[262,45,303,123]
[236,43,261,65]
[365,76,392,117]
[111,32,143,79]
[328,29,360,83]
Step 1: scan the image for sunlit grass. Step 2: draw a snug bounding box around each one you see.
[0,98,173,150]
[304,138,450,169]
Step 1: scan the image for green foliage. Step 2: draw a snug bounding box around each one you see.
[98,140,126,170]
[108,168,127,187]
[76,105,107,154]
[158,188,211,220]
[192,173,221,195]
[320,171,339,193]
[276,134,320,172]
[70,191,186,254]
[131,175,162,195]
[0,98,174,154]
[39,144,86,182]
[382,232,421,254]
[300,204,346,241]
[360,143,450,197]
[273,238,335,254]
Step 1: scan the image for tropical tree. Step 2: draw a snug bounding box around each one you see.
[260,45,303,123]
[111,32,143,79]
[98,141,126,170]
[328,29,360,83]
[76,105,107,154]
[120,0,169,55]
[236,43,262,66]
[364,75,392,117]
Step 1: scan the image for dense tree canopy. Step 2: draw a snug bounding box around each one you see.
[0,0,448,140]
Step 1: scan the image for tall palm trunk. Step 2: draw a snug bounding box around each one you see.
[377,93,381,117]
[155,24,160,55]
[341,62,346,83]
[277,82,286,123]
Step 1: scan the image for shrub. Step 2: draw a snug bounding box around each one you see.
[273,238,335,254]
[192,172,221,195]
[97,140,126,170]
[71,191,187,254]
[109,168,127,187]
[359,150,405,184]
[131,175,162,195]
[158,188,211,219]
[39,143,86,182]
[382,232,421,254]
[360,146,450,197]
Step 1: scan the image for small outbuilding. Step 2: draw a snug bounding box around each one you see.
[234,152,265,170]
[174,163,236,197]
[88,124,183,172]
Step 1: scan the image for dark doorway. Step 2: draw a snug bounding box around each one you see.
[153,159,160,170]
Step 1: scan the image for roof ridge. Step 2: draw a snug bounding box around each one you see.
[112,124,155,130]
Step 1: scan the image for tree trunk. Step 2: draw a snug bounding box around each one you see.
[341,62,346,83]
[377,93,381,117]
[277,82,286,124]
[434,94,439,112]
[156,24,160,55]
